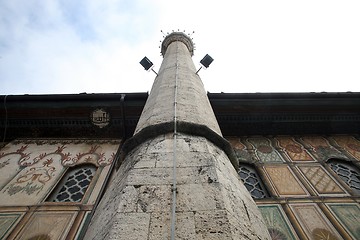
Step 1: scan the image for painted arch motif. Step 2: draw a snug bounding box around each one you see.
[227,138,252,163]
[247,137,284,163]
[275,136,314,161]
[300,136,345,161]
[331,136,360,160]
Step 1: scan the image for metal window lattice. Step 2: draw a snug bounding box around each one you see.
[52,166,96,202]
[238,165,269,199]
[329,160,360,194]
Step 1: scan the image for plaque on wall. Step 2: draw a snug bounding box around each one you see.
[91,108,110,128]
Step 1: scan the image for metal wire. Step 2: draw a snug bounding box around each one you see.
[170,41,179,240]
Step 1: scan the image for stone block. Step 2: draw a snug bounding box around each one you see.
[127,166,218,186]
[148,212,197,240]
[107,213,150,240]
[133,153,157,169]
[136,185,171,213]
[116,185,138,213]
[194,210,233,240]
[177,183,224,212]
[155,151,214,168]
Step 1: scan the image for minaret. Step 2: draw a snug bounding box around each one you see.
[84,32,270,239]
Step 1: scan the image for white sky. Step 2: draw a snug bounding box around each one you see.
[1,0,359,95]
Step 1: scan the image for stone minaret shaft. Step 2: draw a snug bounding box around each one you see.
[135,32,221,137]
[84,33,270,239]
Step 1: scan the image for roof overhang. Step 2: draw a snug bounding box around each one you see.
[1,92,359,141]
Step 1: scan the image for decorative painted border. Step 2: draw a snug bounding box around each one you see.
[262,165,309,197]
[0,212,24,240]
[299,136,346,161]
[295,164,348,196]
[289,203,342,239]
[275,136,316,162]
[258,204,298,240]
[331,136,360,161]
[14,210,78,240]
[326,203,360,239]
[12,139,121,145]
[246,137,285,163]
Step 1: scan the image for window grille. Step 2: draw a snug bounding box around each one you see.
[238,164,269,199]
[47,164,96,202]
[328,159,360,195]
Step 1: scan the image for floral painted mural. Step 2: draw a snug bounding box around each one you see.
[0,139,121,239]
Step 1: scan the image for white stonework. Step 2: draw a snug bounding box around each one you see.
[135,33,221,136]
[84,134,270,239]
[84,32,270,239]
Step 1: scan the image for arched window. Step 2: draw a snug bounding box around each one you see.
[47,164,97,202]
[238,164,269,199]
[328,159,360,195]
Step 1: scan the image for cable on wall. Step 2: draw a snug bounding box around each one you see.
[170,41,179,240]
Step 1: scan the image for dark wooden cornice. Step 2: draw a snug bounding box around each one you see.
[0,93,148,141]
[1,92,359,141]
[208,92,360,135]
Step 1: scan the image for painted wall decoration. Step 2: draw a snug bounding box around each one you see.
[0,144,30,189]
[14,211,78,240]
[290,203,342,240]
[301,136,344,161]
[331,136,360,160]
[0,212,24,239]
[247,137,284,162]
[275,136,314,161]
[258,205,298,240]
[227,138,252,163]
[264,165,308,196]
[297,165,346,195]
[1,147,64,206]
[0,139,120,206]
[327,203,360,239]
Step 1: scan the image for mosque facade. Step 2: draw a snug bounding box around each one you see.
[0,32,359,239]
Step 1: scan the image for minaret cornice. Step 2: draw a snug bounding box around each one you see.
[161,32,194,56]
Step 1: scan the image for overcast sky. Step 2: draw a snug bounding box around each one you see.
[1,0,359,95]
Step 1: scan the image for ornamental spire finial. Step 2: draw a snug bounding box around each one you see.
[161,31,195,57]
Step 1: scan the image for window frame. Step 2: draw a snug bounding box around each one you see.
[45,163,98,203]
[327,158,360,195]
